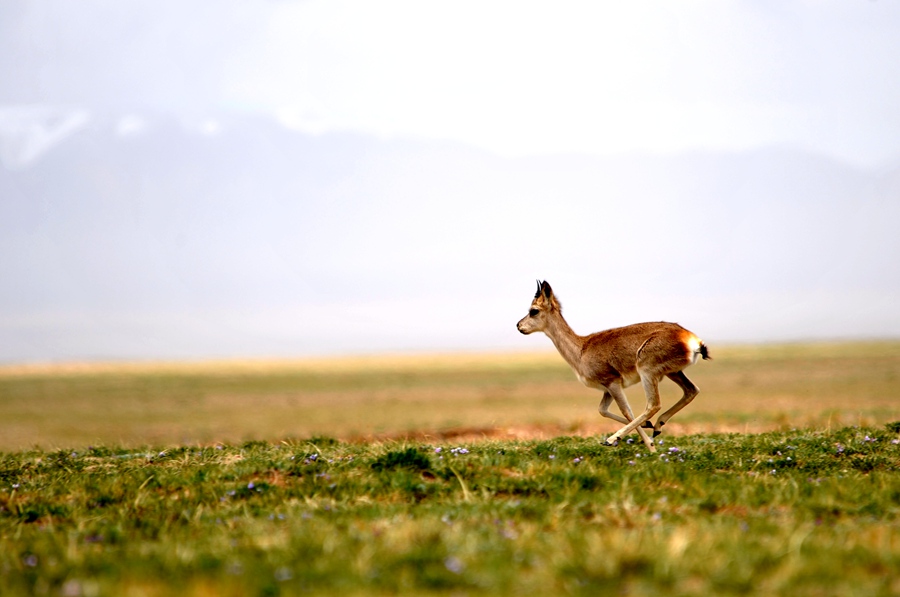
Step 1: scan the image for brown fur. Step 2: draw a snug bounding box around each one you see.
[517,280,710,452]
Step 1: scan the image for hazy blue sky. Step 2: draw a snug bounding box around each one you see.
[1,1,899,362]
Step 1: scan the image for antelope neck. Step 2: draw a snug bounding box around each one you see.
[543,312,584,371]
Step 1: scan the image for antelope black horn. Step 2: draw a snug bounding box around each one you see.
[535,279,542,298]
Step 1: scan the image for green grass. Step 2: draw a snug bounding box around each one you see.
[3,427,900,596]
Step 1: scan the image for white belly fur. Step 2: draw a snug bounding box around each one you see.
[575,372,605,390]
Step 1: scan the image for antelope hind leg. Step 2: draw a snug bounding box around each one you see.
[650,371,700,437]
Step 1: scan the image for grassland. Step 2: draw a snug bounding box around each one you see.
[2,341,899,451]
[2,342,900,596]
[3,428,900,596]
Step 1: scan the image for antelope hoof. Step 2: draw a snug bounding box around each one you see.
[603,438,619,448]
[652,422,666,438]
[641,421,654,429]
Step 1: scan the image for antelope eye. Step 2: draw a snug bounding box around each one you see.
[529,309,539,317]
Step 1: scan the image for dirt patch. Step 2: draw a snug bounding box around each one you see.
[348,420,789,445]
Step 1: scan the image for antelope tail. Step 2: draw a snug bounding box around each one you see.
[699,342,712,361]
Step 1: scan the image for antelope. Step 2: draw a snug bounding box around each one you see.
[517,280,710,453]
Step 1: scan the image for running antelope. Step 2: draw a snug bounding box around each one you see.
[517,281,710,453]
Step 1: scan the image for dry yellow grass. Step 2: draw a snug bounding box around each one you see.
[0,351,559,378]
[1,342,899,451]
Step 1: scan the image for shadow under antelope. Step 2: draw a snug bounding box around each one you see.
[517,280,711,453]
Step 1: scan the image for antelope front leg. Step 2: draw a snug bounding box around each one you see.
[605,375,661,451]
[605,384,656,452]
[598,391,628,424]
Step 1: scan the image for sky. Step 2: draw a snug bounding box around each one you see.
[1,1,899,362]
[4,1,900,166]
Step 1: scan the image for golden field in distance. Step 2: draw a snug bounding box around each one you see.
[1,341,898,451]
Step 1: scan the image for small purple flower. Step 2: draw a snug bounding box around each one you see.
[668,447,680,454]
[572,457,583,464]
[227,561,243,575]
[444,557,464,574]
[248,482,255,490]
[275,567,293,582]
[434,447,442,454]
[836,443,845,454]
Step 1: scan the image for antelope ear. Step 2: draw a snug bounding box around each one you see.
[540,281,553,299]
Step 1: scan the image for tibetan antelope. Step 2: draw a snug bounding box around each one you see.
[517,280,710,453]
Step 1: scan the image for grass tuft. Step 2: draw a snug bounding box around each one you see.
[371,447,432,473]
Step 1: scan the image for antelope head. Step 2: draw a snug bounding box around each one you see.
[517,280,561,335]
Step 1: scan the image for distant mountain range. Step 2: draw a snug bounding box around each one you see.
[1,110,898,361]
